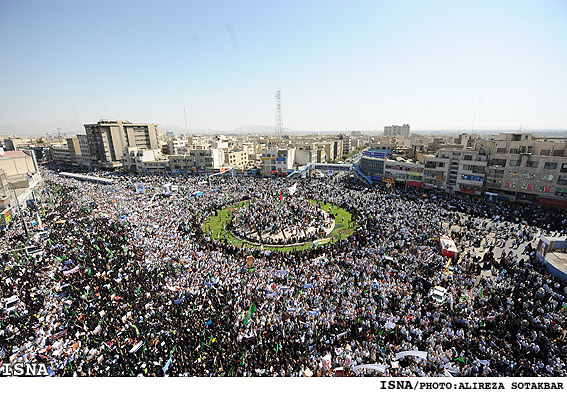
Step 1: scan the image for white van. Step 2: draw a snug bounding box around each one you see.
[429,286,447,305]
[2,295,21,313]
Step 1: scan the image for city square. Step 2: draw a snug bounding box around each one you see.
[1,167,567,377]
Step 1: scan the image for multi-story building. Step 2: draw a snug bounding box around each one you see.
[320,140,343,162]
[77,135,91,165]
[84,120,159,169]
[422,154,450,189]
[295,148,318,166]
[49,145,71,162]
[224,150,248,169]
[261,148,295,176]
[0,150,42,223]
[122,147,169,174]
[358,150,390,181]
[166,138,190,155]
[169,148,225,175]
[338,134,352,156]
[484,133,567,207]
[384,124,410,137]
[422,148,488,195]
[3,138,29,151]
[66,137,82,162]
[383,157,424,186]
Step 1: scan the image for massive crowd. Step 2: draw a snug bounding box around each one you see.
[228,196,332,245]
[1,166,567,377]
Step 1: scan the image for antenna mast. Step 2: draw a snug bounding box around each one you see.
[275,91,283,142]
[184,106,189,137]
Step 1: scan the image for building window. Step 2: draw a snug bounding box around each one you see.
[509,148,519,154]
[553,150,565,157]
[464,155,473,161]
[491,158,507,167]
[523,172,535,179]
[541,174,554,181]
[496,148,507,154]
[487,179,503,185]
[555,188,567,197]
[540,149,551,156]
[509,160,520,167]
[544,162,558,170]
[460,174,483,182]
[526,161,538,168]
[557,176,567,185]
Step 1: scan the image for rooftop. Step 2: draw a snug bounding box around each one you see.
[0,151,29,160]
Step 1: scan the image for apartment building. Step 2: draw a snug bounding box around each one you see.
[122,147,169,174]
[84,120,159,169]
[163,138,190,155]
[383,157,424,186]
[384,124,410,137]
[224,150,248,169]
[66,137,82,162]
[261,148,296,176]
[169,148,224,174]
[485,133,567,207]
[77,135,91,165]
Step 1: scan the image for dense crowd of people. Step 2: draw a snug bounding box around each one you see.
[228,196,332,245]
[1,166,567,377]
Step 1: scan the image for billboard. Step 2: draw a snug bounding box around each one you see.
[362,151,386,159]
[1,209,11,225]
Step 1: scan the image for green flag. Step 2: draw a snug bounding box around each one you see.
[454,356,466,363]
[243,303,257,325]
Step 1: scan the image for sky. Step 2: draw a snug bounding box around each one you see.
[0,0,565,133]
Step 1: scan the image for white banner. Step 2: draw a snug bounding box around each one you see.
[63,266,80,276]
[352,364,389,373]
[129,341,144,354]
[289,183,298,195]
[395,350,428,361]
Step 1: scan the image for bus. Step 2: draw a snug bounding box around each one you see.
[440,235,458,260]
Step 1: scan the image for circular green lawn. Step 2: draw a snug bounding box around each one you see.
[201,200,357,253]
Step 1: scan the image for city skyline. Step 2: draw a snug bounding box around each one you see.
[0,0,565,133]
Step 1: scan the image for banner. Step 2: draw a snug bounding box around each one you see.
[289,183,297,195]
[63,266,80,276]
[246,255,254,269]
[163,355,173,374]
[352,364,389,373]
[395,350,428,361]
[129,341,145,354]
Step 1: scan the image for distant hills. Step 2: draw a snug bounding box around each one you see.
[0,120,565,138]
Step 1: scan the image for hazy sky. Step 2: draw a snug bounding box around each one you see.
[0,0,565,132]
